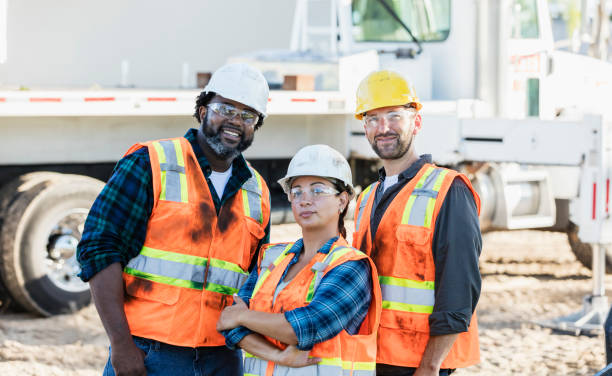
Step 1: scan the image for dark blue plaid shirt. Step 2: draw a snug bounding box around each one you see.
[77,128,270,281]
[223,237,372,351]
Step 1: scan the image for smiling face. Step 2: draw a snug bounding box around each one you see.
[364,105,421,160]
[290,176,348,235]
[198,95,257,159]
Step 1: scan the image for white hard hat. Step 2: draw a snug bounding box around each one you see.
[204,63,269,118]
[278,144,354,199]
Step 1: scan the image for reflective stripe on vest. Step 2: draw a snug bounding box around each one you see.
[355,183,376,231]
[124,246,248,294]
[252,243,293,297]
[400,166,449,228]
[305,245,353,302]
[242,168,265,224]
[152,140,188,203]
[244,352,375,376]
[379,276,434,314]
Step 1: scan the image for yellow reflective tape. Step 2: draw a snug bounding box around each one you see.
[401,195,417,224]
[254,169,263,191]
[140,246,207,266]
[305,273,317,302]
[242,189,250,217]
[152,141,166,164]
[424,197,436,228]
[172,139,185,167]
[209,258,248,275]
[325,246,355,265]
[253,170,264,223]
[124,267,203,290]
[382,300,433,313]
[379,275,434,290]
[415,166,435,189]
[159,170,167,201]
[317,357,342,366]
[252,244,293,296]
[352,361,376,371]
[432,169,449,191]
[252,268,270,297]
[180,173,188,203]
[244,352,255,358]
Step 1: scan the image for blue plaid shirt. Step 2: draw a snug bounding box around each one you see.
[77,128,270,281]
[223,237,372,351]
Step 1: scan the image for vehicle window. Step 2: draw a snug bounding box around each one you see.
[352,0,451,42]
[512,0,540,39]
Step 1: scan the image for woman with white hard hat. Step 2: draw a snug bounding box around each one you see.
[218,144,382,375]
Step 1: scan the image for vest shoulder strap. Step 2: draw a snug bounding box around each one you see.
[306,245,366,302]
[355,182,379,231]
[400,165,457,228]
[259,243,293,271]
[241,166,267,224]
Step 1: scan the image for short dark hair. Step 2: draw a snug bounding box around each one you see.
[193,91,264,130]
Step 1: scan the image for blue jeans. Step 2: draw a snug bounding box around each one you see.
[103,336,243,376]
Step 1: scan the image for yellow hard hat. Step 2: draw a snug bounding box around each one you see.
[354,70,422,120]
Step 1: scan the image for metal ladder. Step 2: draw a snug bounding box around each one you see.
[289,0,342,56]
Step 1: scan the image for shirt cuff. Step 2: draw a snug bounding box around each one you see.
[284,309,314,351]
[428,310,472,336]
[77,254,124,282]
[223,326,254,350]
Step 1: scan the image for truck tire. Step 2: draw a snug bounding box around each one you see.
[567,222,612,273]
[0,172,104,316]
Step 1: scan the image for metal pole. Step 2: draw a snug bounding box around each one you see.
[593,243,606,296]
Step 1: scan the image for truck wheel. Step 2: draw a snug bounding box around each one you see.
[567,222,612,273]
[0,172,104,316]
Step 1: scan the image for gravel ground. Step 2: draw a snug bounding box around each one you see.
[0,223,609,375]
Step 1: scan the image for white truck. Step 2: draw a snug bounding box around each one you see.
[0,0,610,330]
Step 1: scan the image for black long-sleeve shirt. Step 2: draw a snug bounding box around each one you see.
[369,155,482,374]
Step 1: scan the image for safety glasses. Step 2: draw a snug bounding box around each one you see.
[207,102,259,126]
[289,185,339,202]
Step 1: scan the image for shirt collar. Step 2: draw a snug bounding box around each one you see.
[378,154,433,182]
[288,236,340,255]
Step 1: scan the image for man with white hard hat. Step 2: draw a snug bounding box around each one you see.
[352,70,482,376]
[77,63,272,375]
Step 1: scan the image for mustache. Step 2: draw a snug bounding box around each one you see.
[374,132,398,140]
[220,124,242,135]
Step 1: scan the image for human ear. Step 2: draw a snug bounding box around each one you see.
[413,113,422,134]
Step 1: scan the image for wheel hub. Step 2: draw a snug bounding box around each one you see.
[45,209,90,293]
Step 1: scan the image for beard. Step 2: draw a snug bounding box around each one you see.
[370,132,413,160]
[200,112,253,159]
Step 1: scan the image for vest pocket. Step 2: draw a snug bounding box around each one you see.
[394,225,433,281]
[380,310,430,332]
[125,276,181,305]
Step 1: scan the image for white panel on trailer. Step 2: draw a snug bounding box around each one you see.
[0,0,295,88]
[0,0,6,64]
[460,117,589,165]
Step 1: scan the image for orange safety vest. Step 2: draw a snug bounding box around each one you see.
[353,163,481,368]
[244,238,381,375]
[121,137,270,347]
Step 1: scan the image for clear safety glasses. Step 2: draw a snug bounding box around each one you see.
[363,108,417,129]
[289,185,339,202]
[207,102,259,126]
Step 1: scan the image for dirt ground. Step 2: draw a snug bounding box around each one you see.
[0,222,610,375]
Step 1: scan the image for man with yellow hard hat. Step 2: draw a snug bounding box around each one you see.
[352,70,482,376]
